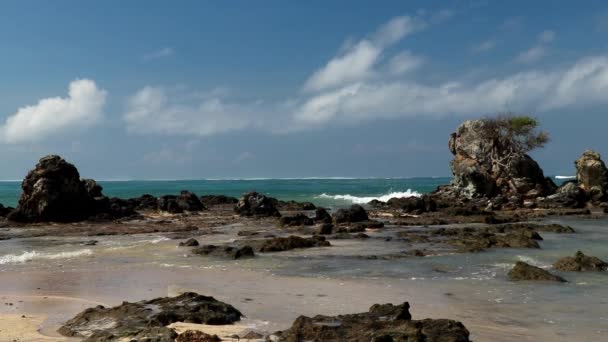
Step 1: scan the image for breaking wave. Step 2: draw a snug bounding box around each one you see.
[316,190,422,204]
[555,175,575,180]
[0,249,93,265]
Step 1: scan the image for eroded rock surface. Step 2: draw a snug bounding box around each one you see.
[272,302,471,342]
[58,292,242,341]
[553,251,608,272]
[234,192,281,217]
[508,261,566,282]
[576,150,608,203]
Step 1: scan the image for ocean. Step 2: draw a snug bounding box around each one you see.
[0,177,451,208]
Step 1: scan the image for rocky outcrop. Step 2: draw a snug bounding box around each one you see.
[258,235,330,252]
[387,195,437,214]
[508,261,566,282]
[128,194,159,211]
[234,192,281,217]
[272,302,471,342]
[553,251,608,272]
[192,245,255,259]
[178,238,200,247]
[333,205,369,223]
[158,191,206,213]
[279,213,314,227]
[58,292,242,341]
[575,150,608,203]
[313,207,332,224]
[0,203,14,217]
[278,200,316,210]
[439,120,556,201]
[199,195,238,206]
[176,331,221,342]
[7,155,120,222]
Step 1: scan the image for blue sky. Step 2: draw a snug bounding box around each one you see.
[1,0,608,179]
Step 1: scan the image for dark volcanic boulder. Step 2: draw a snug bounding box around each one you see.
[272,302,471,342]
[553,251,608,272]
[234,192,281,217]
[58,292,242,341]
[199,195,238,206]
[157,195,183,213]
[333,204,369,223]
[8,155,97,222]
[279,213,314,227]
[387,195,437,214]
[278,200,316,210]
[508,261,566,282]
[129,194,159,211]
[575,150,608,203]
[438,120,556,200]
[176,331,221,342]
[192,245,255,259]
[259,235,330,252]
[179,238,200,247]
[313,207,332,224]
[83,179,103,198]
[176,190,206,211]
[0,204,14,217]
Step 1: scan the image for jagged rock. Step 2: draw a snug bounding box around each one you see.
[128,194,159,211]
[0,204,14,217]
[313,207,332,224]
[316,223,334,235]
[278,200,316,210]
[575,150,608,203]
[199,195,238,206]
[83,179,103,198]
[234,192,281,217]
[553,251,608,272]
[439,120,556,201]
[279,213,314,227]
[272,302,471,342]
[192,245,255,259]
[387,196,437,214]
[540,181,586,208]
[58,292,242,341]
[176,330,221,342]
[258,235,330,252]
[333,205,368,223]
[179,238,200,247]
[157,191,206,213]
[508,261,566,282]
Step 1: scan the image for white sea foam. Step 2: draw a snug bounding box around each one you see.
[0,249,93,265]
[316,190,422,204]
[555,175,576,180]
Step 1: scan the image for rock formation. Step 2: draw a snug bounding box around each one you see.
[575,150,608,203]
[272,302,471,342]
[508,261,566,282]
[553,251,608,272]
[333,204,369,223]
[234,192,281,217]
[8,155,100,222]
[58,292,242,341]
[439,120,556,201]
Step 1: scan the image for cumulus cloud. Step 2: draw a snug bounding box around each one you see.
[124,86,258,136]
[122,16,608,137]
[143,47,174,60]
[0,79,107,144]
[303,16,425,92]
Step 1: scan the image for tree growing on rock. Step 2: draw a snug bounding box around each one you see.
[481,115,550,172]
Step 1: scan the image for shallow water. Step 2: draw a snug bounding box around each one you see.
[0,216,606,341]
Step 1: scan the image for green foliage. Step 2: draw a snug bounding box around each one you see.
[481,113,550,160]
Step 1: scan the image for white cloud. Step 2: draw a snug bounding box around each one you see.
[388,51,424,75]
[303,16,425,92]
[516,46,547,64]
[124,86,256,136]
[472,39,496,53]
[0,79,107,144]
[143,47,174,60]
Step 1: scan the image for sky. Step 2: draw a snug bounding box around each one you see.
[1,0,608,180]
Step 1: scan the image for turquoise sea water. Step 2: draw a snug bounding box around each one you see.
[0,178,450,208]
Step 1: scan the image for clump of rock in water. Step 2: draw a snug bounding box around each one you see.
[234,191,281,217]
[271,302,471,342]
[58,292,242,341]
[508,261,566,282]
[553,251,608,272]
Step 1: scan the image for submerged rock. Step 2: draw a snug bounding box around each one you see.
[258,235,330,252]
[272,302,471,342]
[553,251,608,272]
[192,245,255,259]
[58,292,242,341]
[576,150,608,203]
[333,205,369,223]
[234,192,281,217]
[508,261,566,282]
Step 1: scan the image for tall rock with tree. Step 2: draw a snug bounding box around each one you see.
[438,115,556,201]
